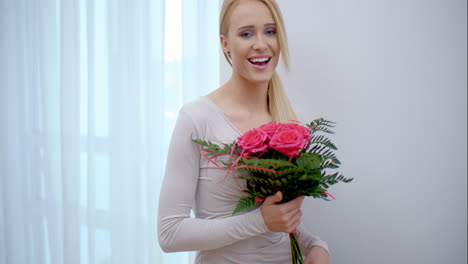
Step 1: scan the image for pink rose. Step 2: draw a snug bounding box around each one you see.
[269,128,307,157]
[281,122,311,141]
[258,122,282,139]
[237,128,268,155]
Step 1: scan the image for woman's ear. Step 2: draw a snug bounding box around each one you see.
[220,34,229,55]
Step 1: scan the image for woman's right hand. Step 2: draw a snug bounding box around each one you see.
[260,191,304,233]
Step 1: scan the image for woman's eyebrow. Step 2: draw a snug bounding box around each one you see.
[237,23,276,31]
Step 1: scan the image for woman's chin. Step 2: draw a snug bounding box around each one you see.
[243,72,275,84]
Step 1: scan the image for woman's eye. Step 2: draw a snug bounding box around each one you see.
[266,29,277,35]
[240,32,253,38]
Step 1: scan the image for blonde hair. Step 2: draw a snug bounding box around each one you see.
[220,0,298,122]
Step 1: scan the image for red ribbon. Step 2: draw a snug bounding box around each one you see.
[321,191,336,199]
[255,197,265,203]
[199,143,283,191]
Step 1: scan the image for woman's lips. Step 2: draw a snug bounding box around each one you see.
[247,56,271,71]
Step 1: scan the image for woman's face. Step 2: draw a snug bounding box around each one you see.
[222,0,280,84]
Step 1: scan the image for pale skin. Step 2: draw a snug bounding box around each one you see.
[208,1,329,263]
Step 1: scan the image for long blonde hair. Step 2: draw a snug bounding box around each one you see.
[219,0,298,122]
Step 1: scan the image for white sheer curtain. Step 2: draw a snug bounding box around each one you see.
[0,0,219,263]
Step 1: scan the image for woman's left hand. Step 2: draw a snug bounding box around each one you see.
[304,246,330,264]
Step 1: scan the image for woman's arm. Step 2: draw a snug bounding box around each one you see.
[305,245,330,264]
[296,223,330,259]
[157,109,269,252]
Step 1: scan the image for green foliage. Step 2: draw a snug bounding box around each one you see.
[321,172,353,189]
[320,160,340,169]
[236,158,297,177]
[309,134,337,150]
[307,118,336,134]
[241,158,295,169]
[305,118,342,172]
[296,153,322,171]
[192,139,235,156]
[232,196,256,215]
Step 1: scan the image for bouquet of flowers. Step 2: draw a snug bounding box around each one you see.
[193,118,353,264]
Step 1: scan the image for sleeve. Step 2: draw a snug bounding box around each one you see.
[297,223,330,256]
[157,109,270,252]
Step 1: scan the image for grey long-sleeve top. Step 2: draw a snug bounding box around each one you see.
[157,96,329,263]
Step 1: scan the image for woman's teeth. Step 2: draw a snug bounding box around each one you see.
[248,57,270,64]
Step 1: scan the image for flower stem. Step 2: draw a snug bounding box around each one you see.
[289,232,304,264]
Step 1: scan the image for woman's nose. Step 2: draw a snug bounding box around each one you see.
[252,36,267,51]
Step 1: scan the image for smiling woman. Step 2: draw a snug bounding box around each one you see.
[220,2,280,84]
[219,0,296,124]
[157,1,330,263]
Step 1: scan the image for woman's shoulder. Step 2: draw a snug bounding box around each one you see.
[180,95,208,113]
[180,96,210,119]
[178,95,224,128]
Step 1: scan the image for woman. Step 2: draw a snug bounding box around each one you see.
[158,0,330,263]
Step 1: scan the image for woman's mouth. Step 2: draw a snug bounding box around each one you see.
[247,56,271,70]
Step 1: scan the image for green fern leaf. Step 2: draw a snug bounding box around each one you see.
[192,139,236,156]
[320,160,340,169]
[241,158,295,169]
[232,196,256,215]
[309,135,337,150]
[307,118,336,135]
[238,167,281,177]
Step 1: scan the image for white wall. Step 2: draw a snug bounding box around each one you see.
[279,1,467,263]
[221,0,467,263]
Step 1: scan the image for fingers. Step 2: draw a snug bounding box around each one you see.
[260,193,304,233]
[289,208,302,225]
[263,191,283,206]
[278,196,303,232]
[280,195,304,214]
[262,209,302,233]
[285,208,302,233]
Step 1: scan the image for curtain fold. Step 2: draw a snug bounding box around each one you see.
[0,0,219,263]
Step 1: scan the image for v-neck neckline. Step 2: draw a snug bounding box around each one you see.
[203,96,244,136]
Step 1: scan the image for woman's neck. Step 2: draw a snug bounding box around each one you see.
[221,74,270,115]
